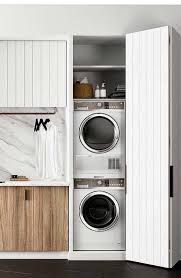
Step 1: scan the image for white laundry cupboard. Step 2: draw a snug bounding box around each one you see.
[0,40,67,107]
[126,26,180,268]
[72,27,180,267]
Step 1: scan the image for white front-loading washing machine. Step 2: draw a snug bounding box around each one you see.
[74,99,125,179]
[73,179,125,251]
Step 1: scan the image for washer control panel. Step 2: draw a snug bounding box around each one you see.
[74,100,125,111]
[74,178,125,189]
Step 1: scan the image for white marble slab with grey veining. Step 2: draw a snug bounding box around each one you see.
[0,108,65,182]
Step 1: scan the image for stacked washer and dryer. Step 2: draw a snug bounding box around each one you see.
[73,99,126,251]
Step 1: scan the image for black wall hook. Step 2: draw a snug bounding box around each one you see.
[34,118,50,132]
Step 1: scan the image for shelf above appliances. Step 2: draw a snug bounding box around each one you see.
[73,65,126,72]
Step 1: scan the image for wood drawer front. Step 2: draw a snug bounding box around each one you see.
[0,186,68,251]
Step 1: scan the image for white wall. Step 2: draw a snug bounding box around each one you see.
[0,5,181,37]
[1,4,181,258]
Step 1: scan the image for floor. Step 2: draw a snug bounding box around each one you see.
[0,260,181,278]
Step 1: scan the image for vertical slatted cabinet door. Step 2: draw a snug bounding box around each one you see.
[15,41,25,106]
[169,29,180,268]
[126,26,170,268]
[0,40,67,107]
[0,41,7,106]
[25,41,33,107]
[32,41,50,107]
[7,41,25,107]
[7,41,16,106]
[49,41,67,107]
[32,40,67,107]
[57,41,67,107]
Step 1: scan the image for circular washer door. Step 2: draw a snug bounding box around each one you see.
[79,113,119,153]
[80,191,119,232]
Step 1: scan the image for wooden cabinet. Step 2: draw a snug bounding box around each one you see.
[126,26,180,268]
[0,187,25,251]
[33,187,68,251]
[0,40,67,107]
[0,186,68,251]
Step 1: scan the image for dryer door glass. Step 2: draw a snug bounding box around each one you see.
[80,192,119,231]
[80,114,119,153]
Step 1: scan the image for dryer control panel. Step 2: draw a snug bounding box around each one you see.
[74,99,125,111]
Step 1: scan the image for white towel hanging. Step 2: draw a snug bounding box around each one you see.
[35,121,62,179]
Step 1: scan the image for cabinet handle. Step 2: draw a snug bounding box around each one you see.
[170,166,173,197]
[25,189,30,201]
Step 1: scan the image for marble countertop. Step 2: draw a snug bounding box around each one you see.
[1,180,69,187]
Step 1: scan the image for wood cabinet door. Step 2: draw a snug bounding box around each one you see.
[0,187,28,251]
[0,40,67,107]
[33,186,68,251]
[0,186,68,251]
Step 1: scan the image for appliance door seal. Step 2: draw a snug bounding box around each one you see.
[79,191,119,232]
[79,113,120,154]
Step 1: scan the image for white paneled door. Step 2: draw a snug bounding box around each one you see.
[0,40,67,107]
[126,26,172,268]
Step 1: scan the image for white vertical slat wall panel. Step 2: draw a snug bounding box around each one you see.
[24,41,33,107]
[0,40,67,107]
[0,41,8,106]
[15,41,25,107]
[126,26,170,268]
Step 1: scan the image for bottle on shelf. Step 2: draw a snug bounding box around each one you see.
[100,81,107,98]
[94,84,100,98]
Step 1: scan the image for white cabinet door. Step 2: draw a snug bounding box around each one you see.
[126,26,170,267]
[169,28,180,268]
[0,40,67,107]
[0,41,8,106]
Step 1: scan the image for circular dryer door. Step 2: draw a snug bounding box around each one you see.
[80,191,119,231]
[79,113,119,153]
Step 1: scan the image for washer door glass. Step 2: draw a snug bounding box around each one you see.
[80,192,119,231]
[80,113,119,153]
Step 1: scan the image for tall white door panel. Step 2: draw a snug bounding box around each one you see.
[169,28,180,268]
[126,26,170,267]
[0,40,67,107]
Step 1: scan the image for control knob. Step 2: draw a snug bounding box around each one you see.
[97,102,102,108]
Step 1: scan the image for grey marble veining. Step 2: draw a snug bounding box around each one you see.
[0,108,65,181]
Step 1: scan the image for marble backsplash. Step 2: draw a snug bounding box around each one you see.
[0,108,65,182]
